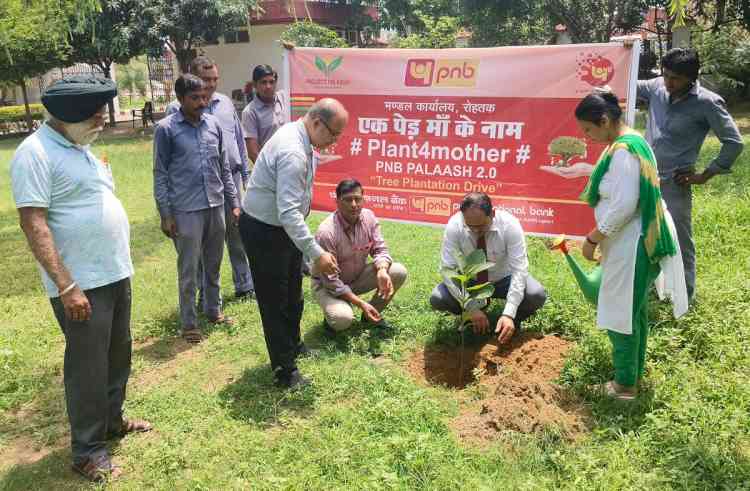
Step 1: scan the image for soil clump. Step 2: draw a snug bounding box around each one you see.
[407,332,590,443]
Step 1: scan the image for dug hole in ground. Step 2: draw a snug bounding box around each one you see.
[407,332,590,445]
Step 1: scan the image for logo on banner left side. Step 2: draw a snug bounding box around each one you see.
[306,55,350,88]
[405,59,479,87]
[577,54,615,87]
[314,55,343,78]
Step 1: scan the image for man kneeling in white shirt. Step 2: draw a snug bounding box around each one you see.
[429,192,547,344]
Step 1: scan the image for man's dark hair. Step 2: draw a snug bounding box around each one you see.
[575,91,622,125]
[662,48,700,81]
[174,74,205,98]
[336,179,362,198]
[460,192,493,216]
[253,64,278,82]
[189,55,216,76]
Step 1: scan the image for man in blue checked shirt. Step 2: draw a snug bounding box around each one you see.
[167,56,255,302]
[154,74,240,344]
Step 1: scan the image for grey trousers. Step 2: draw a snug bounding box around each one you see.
[429,274,547,327]
[173,206,226,328]
[660,179,695,299]
[50,278,132,464]
[197,171,254,297]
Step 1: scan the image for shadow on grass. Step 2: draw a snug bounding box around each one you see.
[217,364,316,427]
[0,448,90,491]
[303,318,398,358]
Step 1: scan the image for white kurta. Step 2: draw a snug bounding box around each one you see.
[594,148,689,335]
[595,149,641,335]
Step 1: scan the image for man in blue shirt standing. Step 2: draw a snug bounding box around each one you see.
[154,74,240,343]
[10,76,151,482]
[167,56,255,301]
[637,48,744,301]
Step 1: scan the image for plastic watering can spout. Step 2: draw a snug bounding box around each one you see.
[550,235,602,306]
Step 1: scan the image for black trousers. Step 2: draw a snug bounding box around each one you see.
[50,278,132,463]
[239,213,304,374]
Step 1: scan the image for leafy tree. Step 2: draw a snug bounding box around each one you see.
[461,0,551,47]
[0,0,73,132]
[391,15,460,48]
[379,0,459,36]
[69,0,155,125]
[117,62,148,105]
[280,21,349,48]
[141,0,258,73]
[670,0,750,31]
[694,24,750,99]
[544,0,647,43]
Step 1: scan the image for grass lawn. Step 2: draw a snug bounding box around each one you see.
[0,120,749,490]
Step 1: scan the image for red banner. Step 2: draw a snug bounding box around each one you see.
[286,44,638,236]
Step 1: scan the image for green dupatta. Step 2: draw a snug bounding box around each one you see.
[580,133,676,264]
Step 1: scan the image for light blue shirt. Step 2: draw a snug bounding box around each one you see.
[10,123,134,297]
[166,92,249,182]
[242,120,324,261]
[153,111,239,218]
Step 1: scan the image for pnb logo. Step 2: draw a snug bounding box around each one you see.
[405,59,479,87]
[577,54,615,87]
[411,196,452,216]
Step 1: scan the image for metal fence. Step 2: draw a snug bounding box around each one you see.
[147,52,177,112]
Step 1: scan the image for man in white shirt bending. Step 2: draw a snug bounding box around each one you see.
[429,192,547,344]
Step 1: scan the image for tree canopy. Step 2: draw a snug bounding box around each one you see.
[140,0,258,73]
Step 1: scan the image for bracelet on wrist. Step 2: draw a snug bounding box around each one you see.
[585,236,598,246]
[59,282,77,297]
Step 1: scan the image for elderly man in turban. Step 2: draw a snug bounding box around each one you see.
[9,76,151,482]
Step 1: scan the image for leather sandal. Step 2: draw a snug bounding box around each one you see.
[182,327,204,344]
[108,418,153,439]
[71,454,122,482]
[597,381,637,401]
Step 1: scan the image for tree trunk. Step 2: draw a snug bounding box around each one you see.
[19,79,34,135]
[103,65,117,127]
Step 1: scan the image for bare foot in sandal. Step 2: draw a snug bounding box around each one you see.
[182,326,203,344]
[596,380,637,401]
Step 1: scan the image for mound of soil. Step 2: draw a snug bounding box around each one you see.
[407,332,589,442]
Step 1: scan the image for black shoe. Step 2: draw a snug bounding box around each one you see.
[235,289,255,300]
[274,368,311,390]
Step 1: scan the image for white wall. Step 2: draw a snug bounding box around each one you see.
[201,24,288,98]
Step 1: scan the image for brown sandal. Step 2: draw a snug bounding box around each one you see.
[72,454,122,482]
[182,327,204,344]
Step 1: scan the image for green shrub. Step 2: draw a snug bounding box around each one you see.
[280,21,349,48]
[0,104,45,124]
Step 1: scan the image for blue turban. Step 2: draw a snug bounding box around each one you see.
[41,76,118,123]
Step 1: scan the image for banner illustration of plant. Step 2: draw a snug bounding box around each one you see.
[315,56,343,78]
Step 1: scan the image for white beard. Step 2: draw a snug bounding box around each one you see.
[66,120,104,146]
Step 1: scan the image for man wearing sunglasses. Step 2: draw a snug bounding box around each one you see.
[238,98,347,390]
[313,179,408,334]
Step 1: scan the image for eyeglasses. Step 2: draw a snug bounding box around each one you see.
[318,117,342,139]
